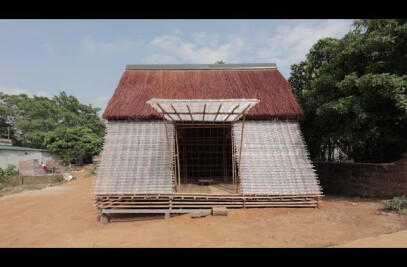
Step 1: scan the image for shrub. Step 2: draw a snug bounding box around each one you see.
[53,176,64,183]
[0,164,17,177]
[0,165,17,185]
[384,195,407,214]
[91,161,99,175]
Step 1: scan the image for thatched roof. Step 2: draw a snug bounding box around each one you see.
[103,64,303,120]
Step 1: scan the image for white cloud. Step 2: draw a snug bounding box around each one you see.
[143,30,249,64]
[82,37,139,54]
[0,84,51,97]
[142,20,352,70]
[256,20,352,68]
[0,84,30,95]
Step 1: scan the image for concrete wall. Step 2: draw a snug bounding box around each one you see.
[314,158,407,198]
[0,149,59,170]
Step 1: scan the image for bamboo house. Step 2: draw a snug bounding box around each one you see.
[93,63,323,216]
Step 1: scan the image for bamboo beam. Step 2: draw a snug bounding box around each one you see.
[202,104,206,122]
[186,105,194,122]
[232,103,251,122]
[223,104,240,122]
[213,103,223,122]
[171,104,183,121]
[161,111,245,115]
[156,103,175,121]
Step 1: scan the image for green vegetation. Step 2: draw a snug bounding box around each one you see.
[91,161,99,175]
[0,164,17,178]
[0,91,106,164]
[289,19,407,163]
[0,165,18,190]
[53,176,64,183]
[384,195,407,214]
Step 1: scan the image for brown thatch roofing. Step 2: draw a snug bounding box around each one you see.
[103,64,303,120]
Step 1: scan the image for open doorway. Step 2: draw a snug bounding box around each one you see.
[175,123,237,194]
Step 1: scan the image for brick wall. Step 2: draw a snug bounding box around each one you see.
[8,175,62,185]
[19,159,46,176]
[314,157,407,198]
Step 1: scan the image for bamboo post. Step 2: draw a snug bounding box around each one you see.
[175,126,181,191]
[237,115,246,193]
[162,117,176,192]
[231,125,236,186]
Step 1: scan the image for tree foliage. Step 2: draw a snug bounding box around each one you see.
[44,126,103,164]
[0,91,106,164]
[289,19,407,162]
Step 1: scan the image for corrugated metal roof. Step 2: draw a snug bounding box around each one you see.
[0,145,49,152]
[126,63,277,70]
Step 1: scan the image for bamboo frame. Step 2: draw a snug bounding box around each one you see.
[175,127,181,191]
[147,99,260,123]
[237,114,246,193]
[222,104,240,122]
[174,123,233,190]
[95,194,322,210]
[213,103,223,122]
[162,117,176,192]
[186,105,194,122]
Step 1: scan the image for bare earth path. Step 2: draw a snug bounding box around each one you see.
[0,175,406,247]
[335,230,407,248]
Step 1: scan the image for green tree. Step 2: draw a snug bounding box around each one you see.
[44,126,104,164]
[0,91,106,163]
[289,19,407,163]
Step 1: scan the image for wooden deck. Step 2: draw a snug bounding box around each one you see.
[95,193,322,211]
[177,183,237,195]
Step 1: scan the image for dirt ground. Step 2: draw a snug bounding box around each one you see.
[0,171,406,248]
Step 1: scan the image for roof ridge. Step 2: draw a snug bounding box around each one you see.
[126,63,277,70]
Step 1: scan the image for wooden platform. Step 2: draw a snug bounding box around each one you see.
[95,194,322,211]
[178,183,237,195]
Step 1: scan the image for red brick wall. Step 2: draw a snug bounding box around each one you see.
[314,158,407,198]
[9,175,62,185]
[19,159,46,176]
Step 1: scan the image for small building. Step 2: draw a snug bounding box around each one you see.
[0,144,59,170]
[94,63,323,215]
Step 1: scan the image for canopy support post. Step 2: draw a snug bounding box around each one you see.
[237,114,246,193]
[162,117,176,192]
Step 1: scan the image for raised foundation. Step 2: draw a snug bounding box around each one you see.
[95,194,322,211]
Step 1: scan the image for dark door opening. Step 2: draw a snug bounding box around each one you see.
[175,124,236,194]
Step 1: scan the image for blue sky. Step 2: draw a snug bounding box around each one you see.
[0,19,353,112]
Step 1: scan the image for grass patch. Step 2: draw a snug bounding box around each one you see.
[384,195,407,215]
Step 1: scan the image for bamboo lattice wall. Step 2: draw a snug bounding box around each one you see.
[233,121,322,195]
[93,121,174,195]
[93,120,322,197]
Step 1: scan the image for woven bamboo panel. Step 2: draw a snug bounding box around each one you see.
[234,121,322,195]
[93,121,174,195]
